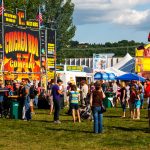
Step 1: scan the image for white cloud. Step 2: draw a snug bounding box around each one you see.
[72,0,150,30]
[113,9,150,25]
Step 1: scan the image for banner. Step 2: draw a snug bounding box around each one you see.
[4,25,40,80]
[40,29,46,73]
[0,22,2,52]
[93,54,107,73]
[47,29,55,56]
[47,29,55,80]
[135,44,150,73]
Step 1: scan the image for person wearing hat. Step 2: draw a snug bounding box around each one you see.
[51,79,63,124]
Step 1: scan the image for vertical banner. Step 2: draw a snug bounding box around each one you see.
[0,22,3,80]
[47,29,55,80]
[47,29,55,56]
[93,54,107,73]
[40,29,46,73]
[4,25,40,80]
[0,22,2,52]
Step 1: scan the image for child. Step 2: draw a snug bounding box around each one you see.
[134,89,141,120]
[69,85,81,123]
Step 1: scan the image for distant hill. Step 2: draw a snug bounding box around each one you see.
[57,40,144,63]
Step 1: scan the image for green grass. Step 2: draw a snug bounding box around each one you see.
[0,107,150,150]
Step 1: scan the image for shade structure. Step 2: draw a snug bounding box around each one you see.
[94,72,116,80]
[116,73,145,82]
[94,72,108,80]
[108,73,116,80]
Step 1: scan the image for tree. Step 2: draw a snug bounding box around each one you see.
[4,0,40,19]
[43,0,76,50]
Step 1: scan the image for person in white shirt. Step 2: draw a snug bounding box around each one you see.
[81,81,88,106]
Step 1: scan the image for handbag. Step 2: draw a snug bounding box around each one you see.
[101,105,106,113]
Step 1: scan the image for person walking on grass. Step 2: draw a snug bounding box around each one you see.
[134,89,141,120]
[52,79,63,124]
[90,83,105,133]
[129,86,136,119]
[69,84,81,123]
[120,81,127,118]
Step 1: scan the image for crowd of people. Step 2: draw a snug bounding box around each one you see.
[0,78,150,134]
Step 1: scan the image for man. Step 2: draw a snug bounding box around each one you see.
[0,80,5,117]
[22,78,31,121]
[52,79,63,123]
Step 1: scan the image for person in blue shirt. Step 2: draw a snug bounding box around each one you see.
[69,84,81,123]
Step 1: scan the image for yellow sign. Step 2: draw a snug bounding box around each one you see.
[47,71,54,79]
[67,66,83,72]
[26,21,39,28]
[47,58,55,68]
[4,11,17,25]
[47,43,55,54]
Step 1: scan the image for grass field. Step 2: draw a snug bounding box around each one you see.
[0,106,150,150]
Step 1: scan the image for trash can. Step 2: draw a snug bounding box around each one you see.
[103,92,114,108]
[10,98,22,119]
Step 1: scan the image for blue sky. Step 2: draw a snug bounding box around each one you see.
[72,0,150,44]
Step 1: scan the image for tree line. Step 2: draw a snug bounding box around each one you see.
[56,40,144,63]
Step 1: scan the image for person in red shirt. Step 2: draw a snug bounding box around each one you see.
[129,86,136,119]
[145,79,150,127]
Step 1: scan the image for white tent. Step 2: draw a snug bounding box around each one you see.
[113,53,133,69]
[105,67,126,76]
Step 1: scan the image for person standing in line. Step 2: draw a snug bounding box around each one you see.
[47,79,54,115]
[134,89,141,120]
[90,83,105,133]
[22,79,31,121]
[29,80,37,114]
[112,81,118,107]
[120,81,127,118]
[138,81,144,109]
[69,84,81,123]
[125,82,130,108]
[0,80,5,117]
[52,79,63,124]
[129,86,136,119]
[81,81,88,107]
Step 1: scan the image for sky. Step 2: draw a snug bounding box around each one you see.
[72,0,150,44]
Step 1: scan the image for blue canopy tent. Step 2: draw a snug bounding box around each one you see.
[116,73,145,82]
[94,72,116,80]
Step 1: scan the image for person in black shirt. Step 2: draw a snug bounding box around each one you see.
[120,81,127,118]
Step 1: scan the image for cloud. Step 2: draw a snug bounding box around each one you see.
[72,0,150,30]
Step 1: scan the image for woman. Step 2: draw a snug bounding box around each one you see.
[129,86,136,119]
[69,85,81,123]
[120,81,127,118]
[90,83,105,133]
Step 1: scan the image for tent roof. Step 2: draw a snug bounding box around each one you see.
[116,73,145,82]
[105,67,126,76]
[112,53,135,73]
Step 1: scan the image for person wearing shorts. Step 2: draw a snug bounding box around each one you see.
[69,85,81,123]
[134,89,141,120]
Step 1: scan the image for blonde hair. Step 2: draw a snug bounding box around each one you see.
[121,81,126,87]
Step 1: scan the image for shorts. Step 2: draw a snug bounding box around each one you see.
[134,100,141,109]
[30,99,34,107]
[70,103,79,110]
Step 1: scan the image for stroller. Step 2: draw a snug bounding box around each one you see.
[80,104,92,120]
